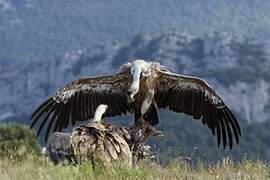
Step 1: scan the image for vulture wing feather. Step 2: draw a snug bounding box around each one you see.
[30,72,131,141]
[156,70,241,149]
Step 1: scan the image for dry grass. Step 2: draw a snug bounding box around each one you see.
[0,156,269,180]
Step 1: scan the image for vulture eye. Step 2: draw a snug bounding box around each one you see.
[142,70,151,77]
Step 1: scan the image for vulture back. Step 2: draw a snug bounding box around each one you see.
[47,119,157,166]
[70,121,132,166]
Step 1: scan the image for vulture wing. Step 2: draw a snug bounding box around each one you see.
[30,72,131,141]
[155,70,241,149]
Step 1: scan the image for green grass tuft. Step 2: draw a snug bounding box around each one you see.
[0,156,269,180]
[0,123,40,160]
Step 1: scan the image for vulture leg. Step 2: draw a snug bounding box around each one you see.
[143,104,164,137]
[134,112,141,123]
[143,103,159,125]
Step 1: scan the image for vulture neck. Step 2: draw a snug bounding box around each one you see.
[93,104,107,122]
[130,67,141,99]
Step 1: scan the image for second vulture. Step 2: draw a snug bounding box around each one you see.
[31,59,241,149]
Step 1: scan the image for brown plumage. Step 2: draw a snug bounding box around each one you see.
[31,72,133,141]
[31,59,241,150]
[47,118,157,166]
[70,120,132,165]
[154,69,241,149]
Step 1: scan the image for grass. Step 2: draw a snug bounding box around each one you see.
[0,156,269,180]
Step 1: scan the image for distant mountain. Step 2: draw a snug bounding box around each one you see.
[2,1,270,161]
[1,0,270,66]
[1,31,270,125]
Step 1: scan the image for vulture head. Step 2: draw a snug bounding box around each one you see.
[128,59,154,100]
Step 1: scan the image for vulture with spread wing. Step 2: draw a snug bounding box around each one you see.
[31,59,241,149]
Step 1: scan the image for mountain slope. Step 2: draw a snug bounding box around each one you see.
[1,31,269,124]
[1,31,270,161]
[1,0,270,66]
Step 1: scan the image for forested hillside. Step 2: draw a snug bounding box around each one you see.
[1,32,269,124]
[1,0,270,161]
[1,31,270,161]
[1,0,270,65]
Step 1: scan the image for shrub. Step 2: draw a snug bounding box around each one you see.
[0,123,40,159]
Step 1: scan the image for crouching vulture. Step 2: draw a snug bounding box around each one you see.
[47,104,157,165]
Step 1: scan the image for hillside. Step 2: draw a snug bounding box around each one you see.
[1,31,270,161]
[1,31,270,124]
[1,0,270,65]
[2,0,270,123]
[1,1,270,162]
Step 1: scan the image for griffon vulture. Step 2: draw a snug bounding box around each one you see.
[31,59,241,149]
[47,104,156,165]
